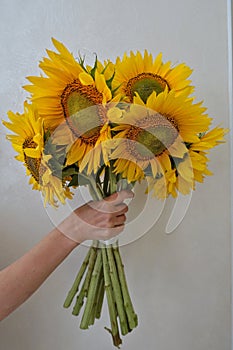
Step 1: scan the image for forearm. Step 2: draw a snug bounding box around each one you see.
[0,191,132,321]
[0,228,78,321]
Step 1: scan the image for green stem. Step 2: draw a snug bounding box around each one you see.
[109,162,117,193]
[88,174,104,200]
[72,244,98,316]
[88,265,104,325]
[80,248,103,329]
[63,247,91,308]
[78,172,104,200]
[117,174,134,191]
[113,244,138,330]
[63,165,138,347]
[107,245,129,336]
[103,166,110,196]
[95,276,105,319]
[88,183,99,201]
[102,246,122,348]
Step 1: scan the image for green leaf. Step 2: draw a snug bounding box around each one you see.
[78,173,91,186]
[62,166,79,178]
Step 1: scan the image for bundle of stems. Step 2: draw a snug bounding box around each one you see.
[63,163,138,347]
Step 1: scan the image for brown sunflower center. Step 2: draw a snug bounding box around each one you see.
[125,73,170,103]
[126,114,178,160]
[23,138,43,184]
[61,79,107,145]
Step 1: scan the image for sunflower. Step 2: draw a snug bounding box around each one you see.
[2,102,72,206]
[188,126,227,183]
[145,122,227,198]
[24,38,116,172]
[108,89,211,195]
[112,50,194,103]
[66,121,112,175]
[40,154,73,207]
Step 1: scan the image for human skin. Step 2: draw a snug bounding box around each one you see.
[0,190,133,321]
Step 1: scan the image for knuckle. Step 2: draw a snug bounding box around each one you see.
[122,204,128,213]
[103,228,113,239]
[106,215,114,226]
[122,214,126,221]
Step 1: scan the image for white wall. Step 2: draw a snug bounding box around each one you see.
[0,0,231,349]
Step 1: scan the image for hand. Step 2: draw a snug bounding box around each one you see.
[57,190,134,243]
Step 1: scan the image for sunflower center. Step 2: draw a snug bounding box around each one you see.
[126,114,178,159]
[23,138,42,183]
[125,73,170,103]
[61,79,107,145]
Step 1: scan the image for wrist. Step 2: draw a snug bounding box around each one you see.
[50,227,80,251]
[56,209,88,244]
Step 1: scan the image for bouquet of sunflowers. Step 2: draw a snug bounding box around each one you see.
[3,38,227,347]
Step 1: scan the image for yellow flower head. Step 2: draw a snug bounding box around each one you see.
[112,50,194,103]
[107,88,226,198]
[3,39,228,204]
[2,102,73,206]
[146,125,227,199]
[23,38,116,174]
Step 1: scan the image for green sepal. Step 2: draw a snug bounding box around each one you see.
[90,54,98,79]
[169,155,185,170]
[62,165,79,179]
[48,158,63,179]
[184,142,192,149]
[198,132,206,138]
[77,54,88,73]
[143,165,153,177]
[67,172,92,187]
[67,174,79,187]
[105,70,115,90]
[44,129,51,142]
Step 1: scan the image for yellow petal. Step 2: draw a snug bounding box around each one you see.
[79,71,94,85]
[24,148,41,158]
[107,107,123,123]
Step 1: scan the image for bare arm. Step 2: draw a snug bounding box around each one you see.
[0,190,133,321]
[0,228,78,321]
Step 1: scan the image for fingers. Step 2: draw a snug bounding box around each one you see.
[114,214,127,227]
[64,190,133,243]
[104,190,134,205]
[114,202,128,216]
[90,190,133,214]
[98,211,127,229]
[103,212,127,229]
